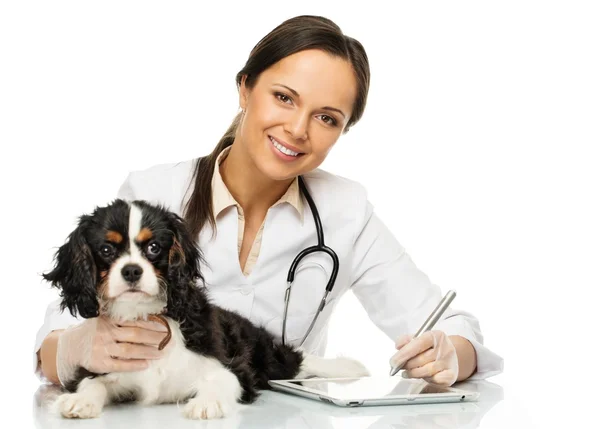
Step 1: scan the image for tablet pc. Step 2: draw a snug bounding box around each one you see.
[268,376,480,407]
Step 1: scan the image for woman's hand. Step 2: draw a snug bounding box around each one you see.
[389,330,459,386]
[56,316,169,385]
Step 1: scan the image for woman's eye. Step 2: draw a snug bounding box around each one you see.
[318,114,337,126]
[100,245,114,257]
[147,242,162,256]
[275,92,292,104]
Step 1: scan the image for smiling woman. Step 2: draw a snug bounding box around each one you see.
[236,50,356,178]
[183,15,370,243]
[228,49,360,268]
[35,14,502,420]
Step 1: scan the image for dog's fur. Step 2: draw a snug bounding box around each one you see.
[42,199,368,419]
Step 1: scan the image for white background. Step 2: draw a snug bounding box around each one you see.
[1,1,598,427]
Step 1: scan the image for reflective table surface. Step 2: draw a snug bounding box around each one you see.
[33,378,530,429]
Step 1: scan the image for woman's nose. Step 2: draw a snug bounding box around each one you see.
[284,111,309,141]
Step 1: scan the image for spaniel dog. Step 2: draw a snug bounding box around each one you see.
[42,199,368,419]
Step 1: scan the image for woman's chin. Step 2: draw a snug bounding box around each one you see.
[258,156,310,182]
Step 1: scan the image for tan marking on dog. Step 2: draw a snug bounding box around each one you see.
[168,238,185,266]
[106,231,123,244]
[137,228,153,242]
[98,270,109,300]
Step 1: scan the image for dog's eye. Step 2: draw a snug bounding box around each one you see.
[147,242,162,256]
[100,244,115,257]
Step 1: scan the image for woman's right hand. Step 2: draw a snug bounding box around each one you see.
[56,316,169,385]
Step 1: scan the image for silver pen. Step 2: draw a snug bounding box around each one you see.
[390,290,457,376]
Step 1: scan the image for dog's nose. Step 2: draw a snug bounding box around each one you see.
[121,264,143,283]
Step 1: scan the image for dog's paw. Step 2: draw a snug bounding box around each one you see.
[335,356,371,377]
[182,396,236,420]
[299,354,371,379]
[54,393,103,419]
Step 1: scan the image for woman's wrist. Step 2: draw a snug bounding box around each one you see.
[449,335,477,382]
[39,329,64,386]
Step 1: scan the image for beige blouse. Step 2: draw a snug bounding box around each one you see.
[211,147,304,276]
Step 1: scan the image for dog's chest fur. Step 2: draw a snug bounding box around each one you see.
[100,318,229,405]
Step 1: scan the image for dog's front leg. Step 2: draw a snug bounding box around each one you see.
[53,377,108,419]
[182,367,242,420]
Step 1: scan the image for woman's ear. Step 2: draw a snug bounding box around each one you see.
[239,74,249,111]
[42,215,100,318]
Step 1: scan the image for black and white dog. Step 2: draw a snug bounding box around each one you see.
[42,199,368,419]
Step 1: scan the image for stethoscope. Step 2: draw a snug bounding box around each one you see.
[282,175,340,347]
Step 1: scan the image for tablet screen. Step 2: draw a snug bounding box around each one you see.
[286,377,455,400]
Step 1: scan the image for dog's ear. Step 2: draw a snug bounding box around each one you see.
[166,212,204,285]
[42,214,99,318]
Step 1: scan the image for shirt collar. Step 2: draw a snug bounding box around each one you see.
[211,146,304,223]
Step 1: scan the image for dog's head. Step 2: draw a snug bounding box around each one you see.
[42,199,204,320]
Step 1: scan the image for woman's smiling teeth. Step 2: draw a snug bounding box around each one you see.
[270,136,300,157]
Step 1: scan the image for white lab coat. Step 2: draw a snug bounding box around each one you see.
[34,159,503,380]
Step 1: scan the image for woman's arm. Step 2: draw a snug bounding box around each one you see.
[349,199,503,381]
[38,330,64,385]
[449,335,477,381]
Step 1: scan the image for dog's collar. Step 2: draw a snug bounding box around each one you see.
[148,313,172,350]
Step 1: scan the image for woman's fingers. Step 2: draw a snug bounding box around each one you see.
[402,360,444,380]
[106,342,163,360]
[395,334,413,349]
[393,331,458,387]
[402,348,438,370]
[390,332,435,369]
[424,369,456,387]
[116,319,169,333]
[113,326,169,347]
[104,357,150,373]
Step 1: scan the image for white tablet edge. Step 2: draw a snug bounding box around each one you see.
[268,377,480,407]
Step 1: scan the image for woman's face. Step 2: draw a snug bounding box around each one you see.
[238,49,357,181]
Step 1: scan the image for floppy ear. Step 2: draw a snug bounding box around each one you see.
[163,211,209,322]
[42,214,99,318]
[166,212,204,285]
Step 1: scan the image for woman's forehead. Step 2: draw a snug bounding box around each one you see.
[258,49,356,115]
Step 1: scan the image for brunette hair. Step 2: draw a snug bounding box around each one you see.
[182,15,370,238]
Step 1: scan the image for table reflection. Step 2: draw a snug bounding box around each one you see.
[33,379,503,429]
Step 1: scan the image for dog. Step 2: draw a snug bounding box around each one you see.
[42,199,369,419]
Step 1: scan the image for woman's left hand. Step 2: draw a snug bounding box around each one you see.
[389,330,459,386]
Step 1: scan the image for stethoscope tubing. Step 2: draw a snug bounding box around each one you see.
[282,176,340,346]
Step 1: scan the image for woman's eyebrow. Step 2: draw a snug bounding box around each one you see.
[273,83,347,119]
[274,83,299,97]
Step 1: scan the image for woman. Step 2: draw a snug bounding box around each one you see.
[36,15,503,389]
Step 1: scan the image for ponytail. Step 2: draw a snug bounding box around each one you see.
[181,112,242,238]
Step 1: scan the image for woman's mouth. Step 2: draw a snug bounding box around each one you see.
[269,136,304,159]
